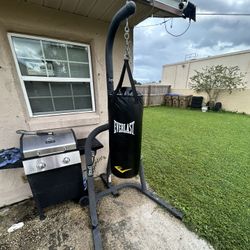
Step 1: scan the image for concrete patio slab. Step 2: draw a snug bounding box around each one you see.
[0,179,214,250]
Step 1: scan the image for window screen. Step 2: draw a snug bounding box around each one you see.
[10,35,94,116]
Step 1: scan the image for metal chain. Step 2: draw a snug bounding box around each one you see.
[124,17,130,60]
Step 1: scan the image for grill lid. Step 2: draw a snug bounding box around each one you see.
[21,129,77,159]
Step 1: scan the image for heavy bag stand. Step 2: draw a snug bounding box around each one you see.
[81,2,184,249]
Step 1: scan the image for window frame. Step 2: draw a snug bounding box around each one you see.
[8,33,96,117]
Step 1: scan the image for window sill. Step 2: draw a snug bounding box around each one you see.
[28,112,100,131]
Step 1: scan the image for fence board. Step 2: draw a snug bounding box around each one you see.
[136,84,170,106]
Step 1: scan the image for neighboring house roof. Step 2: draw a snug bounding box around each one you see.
[24,0,182,25]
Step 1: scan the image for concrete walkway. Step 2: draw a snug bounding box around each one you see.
[0,179,214,250]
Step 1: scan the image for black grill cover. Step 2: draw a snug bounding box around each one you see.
[108,60,143,178]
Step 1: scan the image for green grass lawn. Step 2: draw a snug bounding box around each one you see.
[142,107,250,250]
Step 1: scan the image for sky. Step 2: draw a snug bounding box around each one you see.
[133,0,250,83]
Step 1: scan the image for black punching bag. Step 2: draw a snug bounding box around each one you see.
[108,59,143,178]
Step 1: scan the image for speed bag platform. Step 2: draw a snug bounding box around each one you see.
[108,60,143,178]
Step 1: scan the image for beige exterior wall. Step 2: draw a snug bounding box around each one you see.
[0,1,131,207]
[162,51,250,114]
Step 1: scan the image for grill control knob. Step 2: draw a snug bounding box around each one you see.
[63,157,70,164]
[37,162,46,170]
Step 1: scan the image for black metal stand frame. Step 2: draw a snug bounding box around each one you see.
[79,2,184,249]
[82,124,184,250]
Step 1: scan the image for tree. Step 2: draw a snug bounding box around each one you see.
[190,65,246,105]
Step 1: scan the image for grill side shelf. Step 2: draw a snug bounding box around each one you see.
[77,138,103,155]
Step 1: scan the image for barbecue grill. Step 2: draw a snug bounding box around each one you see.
[20,129,84,219]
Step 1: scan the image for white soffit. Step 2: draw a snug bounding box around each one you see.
[24,0,182,25]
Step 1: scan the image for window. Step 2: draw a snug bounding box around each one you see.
[9,34,95,116]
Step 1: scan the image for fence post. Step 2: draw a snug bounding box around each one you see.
[147,85,151,107]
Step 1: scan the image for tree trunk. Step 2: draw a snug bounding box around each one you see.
[207,91,215,109]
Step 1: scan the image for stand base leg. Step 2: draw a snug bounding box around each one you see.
[84,162,184,250]
[100,156,119,197]
[100,173,111,188]
[96,182,183,220]
[92,226,103,250]
[100,173,120,197]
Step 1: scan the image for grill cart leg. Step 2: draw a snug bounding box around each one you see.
[38,211,46,221]
[32,196,46,220]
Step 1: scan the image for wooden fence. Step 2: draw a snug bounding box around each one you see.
[136,84,171,106]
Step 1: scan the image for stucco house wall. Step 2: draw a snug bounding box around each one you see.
[162,51,250,114]
[0,1,130,207]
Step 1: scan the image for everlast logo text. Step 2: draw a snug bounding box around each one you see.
[114,120,135,135]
